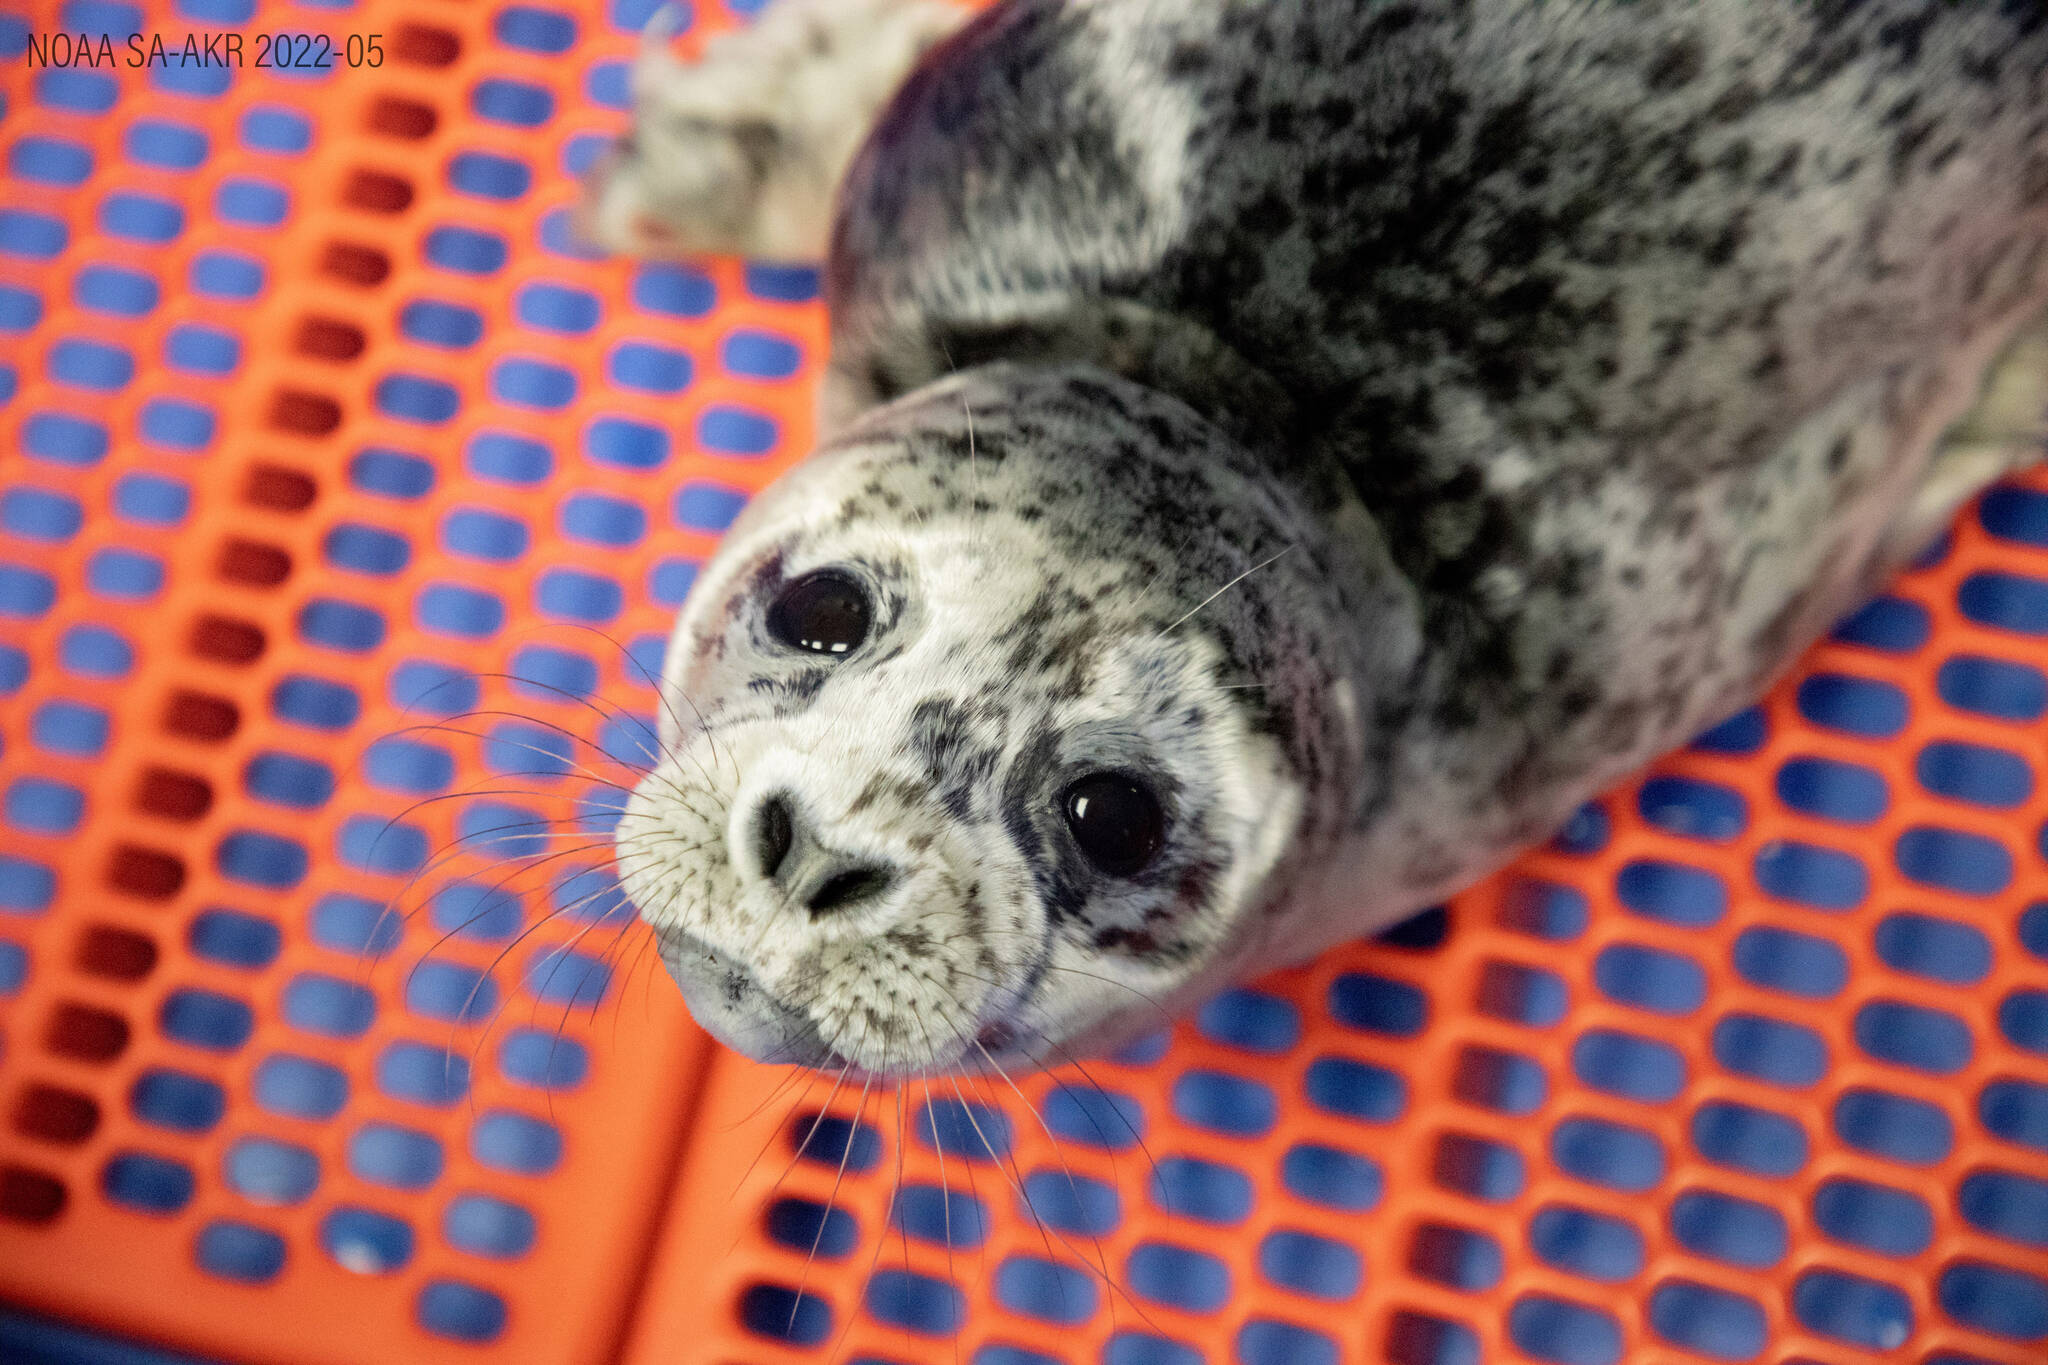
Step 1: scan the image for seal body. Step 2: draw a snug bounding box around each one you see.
[600,0,2048,1076]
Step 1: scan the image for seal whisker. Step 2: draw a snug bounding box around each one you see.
[405,822,677,972]
[405,670,671,777]
[603,883,674,1057]
[387,716,656,796]
[439,836,658,1120]
[963,387,983,536]
[892,1082,916,1278]
[948,947,1178,1034]
[721,972,864,1131]
[718,1065,842,1283]
[749,1042,857,1214]
[389,707,643,768]
[821,1076,923,1365]
[1159,543,1298,634]
[1047,1041,1166,1199]
[945,1066,1099,1317]
[725,1050,821,1132]
[907,1006,991,1315]
[446,667,672,766]
[356,800,605,992]
[452,872,638,1087]
[722,1064,826,1227]
[532,901,641,1120]
[441,851,652,1073]
[756,1103,850,1299]
[374,789,638,942]
[928,1074,976,1364]
[916,1072,963,1345]
[403,815,682,986]
[530,619,735,785]
[355,742,638,964]
[974,1037,1157,1336]
[403,831,634,1014]
[791,1058,873,1338]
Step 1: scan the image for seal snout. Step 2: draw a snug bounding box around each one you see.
[741,788,901,919]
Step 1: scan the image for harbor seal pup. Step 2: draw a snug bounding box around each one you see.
[588,0,2048,1077]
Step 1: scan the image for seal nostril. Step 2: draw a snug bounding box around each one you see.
[755,794,794,879]
[750,792,891,914]
[806,866,893,917]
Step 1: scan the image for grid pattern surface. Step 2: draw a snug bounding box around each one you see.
[0,0,802,1360]
[2,2,2047,1364]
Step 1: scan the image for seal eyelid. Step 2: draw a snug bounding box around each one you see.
[766,568,872,657]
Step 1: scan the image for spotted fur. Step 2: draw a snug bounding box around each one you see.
[600,0,2048,1075]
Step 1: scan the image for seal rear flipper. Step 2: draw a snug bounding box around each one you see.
[577,0,968,262]
[1884,306,2048,569]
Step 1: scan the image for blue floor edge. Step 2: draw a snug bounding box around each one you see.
[0,1305,224,1365]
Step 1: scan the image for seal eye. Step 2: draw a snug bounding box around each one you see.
[1062,772,1166,877]
[767,571,870,656]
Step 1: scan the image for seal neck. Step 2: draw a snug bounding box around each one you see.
[828,295,1305,460]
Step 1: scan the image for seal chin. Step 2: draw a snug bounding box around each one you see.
[656,921,1017,1077]
[653,926,841,1069]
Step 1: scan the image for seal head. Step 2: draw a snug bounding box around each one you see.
[616,366,1375,1076]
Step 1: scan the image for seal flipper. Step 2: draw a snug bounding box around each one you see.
[577,0,967,262]
[1885,308,2048,568]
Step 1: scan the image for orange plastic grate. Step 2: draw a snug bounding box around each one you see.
[0,0,807,1360]
[3,2,2048,1365]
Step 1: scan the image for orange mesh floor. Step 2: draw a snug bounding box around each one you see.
[1,2,2046,1364]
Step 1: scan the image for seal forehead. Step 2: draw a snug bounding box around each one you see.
[691,365,1359,809]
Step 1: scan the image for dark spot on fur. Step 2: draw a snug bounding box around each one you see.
[1646,35,1706,92]
[1707,79,1761,123]
[2023,152,2048,207]
[1760,143,1804,190]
